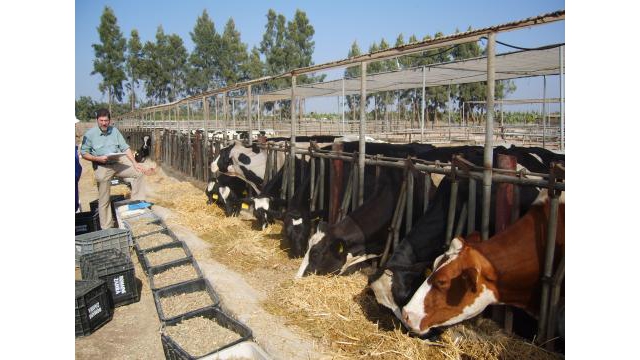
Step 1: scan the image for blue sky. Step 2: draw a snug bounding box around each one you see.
[76,0,565,112]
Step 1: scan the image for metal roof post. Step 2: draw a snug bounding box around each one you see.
[358,62,367,206]
[482,32,496,241]
[560,45,564,151]
[421,66,426,143]
[289,75,297,201]
[247,84,252,142]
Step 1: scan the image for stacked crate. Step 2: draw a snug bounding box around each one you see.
[80,248,140,307]
[75,279,113,337]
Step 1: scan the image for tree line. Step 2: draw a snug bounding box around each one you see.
[78,6,514,124]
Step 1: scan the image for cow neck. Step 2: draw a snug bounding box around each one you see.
[347,186,396,240]
[469,203,554,315]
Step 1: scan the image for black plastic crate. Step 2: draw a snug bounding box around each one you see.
[153,278,220,323]
[141,240,193,275]
[80,248,140,307]
[149,257,204,291]
[75,211,100,235]
[160,307,252,359]
[90,194,127,228]
[76,279,113,337]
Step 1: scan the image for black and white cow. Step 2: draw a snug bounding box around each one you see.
[205,172,251,216]
[295,165,408,277]
[134,135,151,163]
[368,149,545,320]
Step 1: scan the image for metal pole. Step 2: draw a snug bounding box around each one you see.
[448,82,452,141]
[342,78,346,135]
[247,84,252,142]
[358,62,367,206]
[232,99,236,132]
[405,165,414,236]
[481,32,496,241]
[289,75,297,200]
[560,45,565,151]
[329,142,344,224]
[223,93,227,142]
[257,95,261,131]
[537,191,561,343]
[421,66,425,143]
[542,76,547,148]
[203,97,209,181]
[310,156,316,212]
[423,173,431,213]
[467,178,477,235]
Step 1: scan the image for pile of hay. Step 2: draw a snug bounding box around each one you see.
[264,274,561,360]
[148,170,294,274]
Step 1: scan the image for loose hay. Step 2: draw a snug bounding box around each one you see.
[263,274,561,360]
[146,247,188,267]
[136,232,176,250]
[147,175,293,274]
[160,291,214,319]
[153,264,200,288]
[164,316,241,357]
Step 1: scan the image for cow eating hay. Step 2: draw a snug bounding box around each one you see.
[263,274,560,360]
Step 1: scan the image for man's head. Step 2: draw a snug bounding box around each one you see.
[96,108,111,132]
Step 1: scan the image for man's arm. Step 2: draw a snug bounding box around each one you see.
[125,147,147,173]
[80,134,108,164]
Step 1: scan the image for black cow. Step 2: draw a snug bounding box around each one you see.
[368,150,544,319]
[134,135,151,163]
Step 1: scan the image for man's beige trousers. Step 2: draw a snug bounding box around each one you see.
[94,157,146,229]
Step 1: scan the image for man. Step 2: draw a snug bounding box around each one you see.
[80,108,152,229]
[75,119,82,212]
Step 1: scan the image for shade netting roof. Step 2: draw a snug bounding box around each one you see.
[252,44,562,102]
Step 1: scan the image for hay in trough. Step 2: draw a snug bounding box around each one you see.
[136,232,175,250]
[146,247,187,267]
[152,264,200,289]
[160,291,215,319]
[263,274,561,360]
[164,316,242,357]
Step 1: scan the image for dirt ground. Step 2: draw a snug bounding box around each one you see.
[74,156,332,360]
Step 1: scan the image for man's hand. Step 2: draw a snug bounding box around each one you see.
[134,163,155,175]
[95,155,108,164]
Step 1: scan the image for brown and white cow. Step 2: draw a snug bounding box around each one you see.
[401,190,564,335]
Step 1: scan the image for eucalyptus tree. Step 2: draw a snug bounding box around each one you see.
[218,18,248,87]
[344,40,362,120]
[125,29,143,110]
[187,9,221,94]
[91,6,127,113]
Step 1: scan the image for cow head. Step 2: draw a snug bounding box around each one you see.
[295,218,375,278]
[401,237,498,335]
[252,196,285,230]
[368,261,431,319]
[205,180,219,205]
[211,143,234,177]
[283,208,311,258]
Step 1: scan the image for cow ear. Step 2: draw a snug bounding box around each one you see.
[448,237,465,253]
[462,267,479,293]
[465,232,482,244]
[317,221,329,234]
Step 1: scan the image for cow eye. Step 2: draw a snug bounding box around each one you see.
[435,278,449,290]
